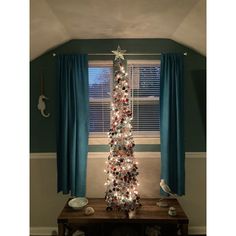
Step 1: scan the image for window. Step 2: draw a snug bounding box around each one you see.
[88,61,160,140]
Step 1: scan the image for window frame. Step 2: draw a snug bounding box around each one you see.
[88,60,160,145]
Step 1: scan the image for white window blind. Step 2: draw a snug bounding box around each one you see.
[129,63,160,136]
[89,65,111,133]
[88,61,160,136]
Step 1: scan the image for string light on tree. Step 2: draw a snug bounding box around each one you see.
[105,45,141,214]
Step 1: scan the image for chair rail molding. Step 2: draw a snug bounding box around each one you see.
[30,152,206,159]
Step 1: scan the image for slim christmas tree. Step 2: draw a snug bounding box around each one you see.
[105,46,140,213]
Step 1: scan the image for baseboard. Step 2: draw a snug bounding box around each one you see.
[30,226,206,235]
[30,227,57,236]
[189,226,206,235]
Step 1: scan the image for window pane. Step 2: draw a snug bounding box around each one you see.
[89,67,111,98]
[132,104,160,132]
[128,65,160,97]
[129,64,160,133]
[89,102,110,132]
[89,66,112,133]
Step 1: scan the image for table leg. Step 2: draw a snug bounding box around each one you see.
[58,223,65,236]
[180,223,188,236]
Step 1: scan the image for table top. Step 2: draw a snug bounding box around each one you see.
[58,198,189,224]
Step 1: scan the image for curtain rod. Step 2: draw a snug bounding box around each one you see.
[52,52,187,57]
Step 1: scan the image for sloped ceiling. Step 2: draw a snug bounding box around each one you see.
[30,0,206,60]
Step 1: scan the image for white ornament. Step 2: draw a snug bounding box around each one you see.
[168,207,177,216]
[84,207,95,216]
[72,230,84,236]
[37,94,50,118]
[128,210,136,219]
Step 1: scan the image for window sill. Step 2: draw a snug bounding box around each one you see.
[89,135,160,145]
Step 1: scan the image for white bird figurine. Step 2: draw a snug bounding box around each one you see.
[160,179,177,197]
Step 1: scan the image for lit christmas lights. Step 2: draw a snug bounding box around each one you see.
[105,46,141,213]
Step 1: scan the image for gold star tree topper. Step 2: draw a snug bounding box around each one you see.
[111,45,126,60]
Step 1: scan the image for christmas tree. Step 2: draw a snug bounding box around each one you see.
[105,46,140,213]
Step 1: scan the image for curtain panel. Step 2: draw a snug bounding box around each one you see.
[56,54,89,197]
[160,53,185,196]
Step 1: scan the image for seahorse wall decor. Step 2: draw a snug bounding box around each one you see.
[38,94,50,117]
[37,73,50,118]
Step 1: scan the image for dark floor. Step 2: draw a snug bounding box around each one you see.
[65,224,206,236]
[30,235,206,236]
[30,233,206,236]
[37,234,206,236]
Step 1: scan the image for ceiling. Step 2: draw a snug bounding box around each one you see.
[30,0,206,60]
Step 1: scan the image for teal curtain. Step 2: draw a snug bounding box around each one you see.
[56,54,89,197]
[160,53,185,196]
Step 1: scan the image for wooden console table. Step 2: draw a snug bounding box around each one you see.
[57,198,189,236]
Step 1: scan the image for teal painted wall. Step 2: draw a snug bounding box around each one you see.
[30,39,206,152]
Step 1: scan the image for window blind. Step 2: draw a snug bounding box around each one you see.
[88,62,160,135]
[89,66,111,133]
[129,64,160,135]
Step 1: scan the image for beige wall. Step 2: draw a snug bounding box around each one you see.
[30,153,206,231]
